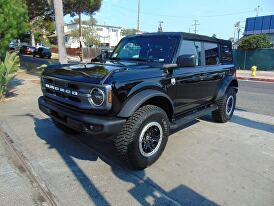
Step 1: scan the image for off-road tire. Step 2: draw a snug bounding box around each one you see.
[212,87,236,123]
[53,120,80,135]
[114,105,169,169]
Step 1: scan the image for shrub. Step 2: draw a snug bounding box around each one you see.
[0,52,19,100]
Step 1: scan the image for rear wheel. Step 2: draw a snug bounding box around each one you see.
[212,87,236,123]
[53,120,80,135]
[114,105,169,169]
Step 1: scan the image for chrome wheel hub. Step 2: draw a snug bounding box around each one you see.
[226,95,234,116]
[139,122,163,157]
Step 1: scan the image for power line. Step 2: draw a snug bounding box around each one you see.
[106,3,255,19]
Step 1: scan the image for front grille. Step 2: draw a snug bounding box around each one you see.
[42,76,92,109]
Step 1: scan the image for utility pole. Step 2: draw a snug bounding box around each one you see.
[53,0,67,64]
[137,0,140,32]
[79,13,83,62]
[234,21,241,41]
[192,20,200,34]
[255,5,260,16]
[158,21,163,32]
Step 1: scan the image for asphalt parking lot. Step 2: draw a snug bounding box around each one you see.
[0,72,273,206]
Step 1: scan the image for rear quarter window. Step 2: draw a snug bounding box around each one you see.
[204,42,219,65]
[220,44,232,64]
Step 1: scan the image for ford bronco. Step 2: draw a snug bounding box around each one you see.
[38,32,238,169]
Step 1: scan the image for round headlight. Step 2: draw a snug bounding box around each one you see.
[89,88,105,106]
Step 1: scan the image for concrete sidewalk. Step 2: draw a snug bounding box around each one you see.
[237,70,274,83]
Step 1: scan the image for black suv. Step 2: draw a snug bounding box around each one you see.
[38,32,238,169]
[33,47,52,59]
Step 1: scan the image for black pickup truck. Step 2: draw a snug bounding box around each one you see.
[38,32,238,169]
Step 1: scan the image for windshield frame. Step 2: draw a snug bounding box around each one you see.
[110,34,181,64]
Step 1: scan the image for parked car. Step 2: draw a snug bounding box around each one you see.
[38,32,238,169]
[33,47,51,59]
[19,45,35,55]
[91,49,113,63]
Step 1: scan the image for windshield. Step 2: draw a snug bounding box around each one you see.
[111,35,180,63]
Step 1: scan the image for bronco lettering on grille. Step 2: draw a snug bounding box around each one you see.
[45,84,78,96]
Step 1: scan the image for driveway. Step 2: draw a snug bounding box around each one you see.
[0,72,273,206]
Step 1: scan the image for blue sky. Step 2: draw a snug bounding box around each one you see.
[64,0,274,39]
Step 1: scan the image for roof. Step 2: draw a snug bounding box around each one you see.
[244,15,274,35]
[65,22,122,29]
[126,32,231,45]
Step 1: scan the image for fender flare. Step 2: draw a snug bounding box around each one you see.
[117,89,174,118]
[215,76,238,100]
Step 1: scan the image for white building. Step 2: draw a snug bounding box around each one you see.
[64,23,122,48]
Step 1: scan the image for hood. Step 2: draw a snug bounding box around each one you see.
[43,61,160,84]
[43,62,125,84]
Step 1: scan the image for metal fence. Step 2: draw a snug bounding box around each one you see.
[233,49,274,71]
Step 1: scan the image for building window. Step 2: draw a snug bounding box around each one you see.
[112,29,118,33]
[96,28,103,31]
[178,40,202,66]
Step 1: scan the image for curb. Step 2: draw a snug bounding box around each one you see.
[237,76,274,83]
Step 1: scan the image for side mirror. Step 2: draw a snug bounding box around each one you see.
[176,54,197,67]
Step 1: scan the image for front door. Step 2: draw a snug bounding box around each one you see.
[173,67,223,115]
[172,40,222,115]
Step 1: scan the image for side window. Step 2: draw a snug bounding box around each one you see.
[220,44,232,64]
[178,40,202,66]
[204,42,219,65]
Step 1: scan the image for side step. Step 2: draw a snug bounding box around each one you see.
[170,105,218,131]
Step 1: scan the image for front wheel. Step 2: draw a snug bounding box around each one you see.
[114,105,169,169]
[212,87,236,123]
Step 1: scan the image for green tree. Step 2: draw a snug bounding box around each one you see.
[25,0,54,46]
[70,25,100,47]
[0,0,29,59]
[238,34,273,50]
[31,16,55,46]
[25,0,54,20]
[63,0,102,17]
[121,28,139,36]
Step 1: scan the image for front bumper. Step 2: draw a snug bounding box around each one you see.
[38,96,126,139]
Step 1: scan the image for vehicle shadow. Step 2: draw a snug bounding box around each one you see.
[200,114,274,134]
[25,113,218,206]
[231,115,274,134]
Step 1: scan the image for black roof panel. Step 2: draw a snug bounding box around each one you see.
[126,32,231,45]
